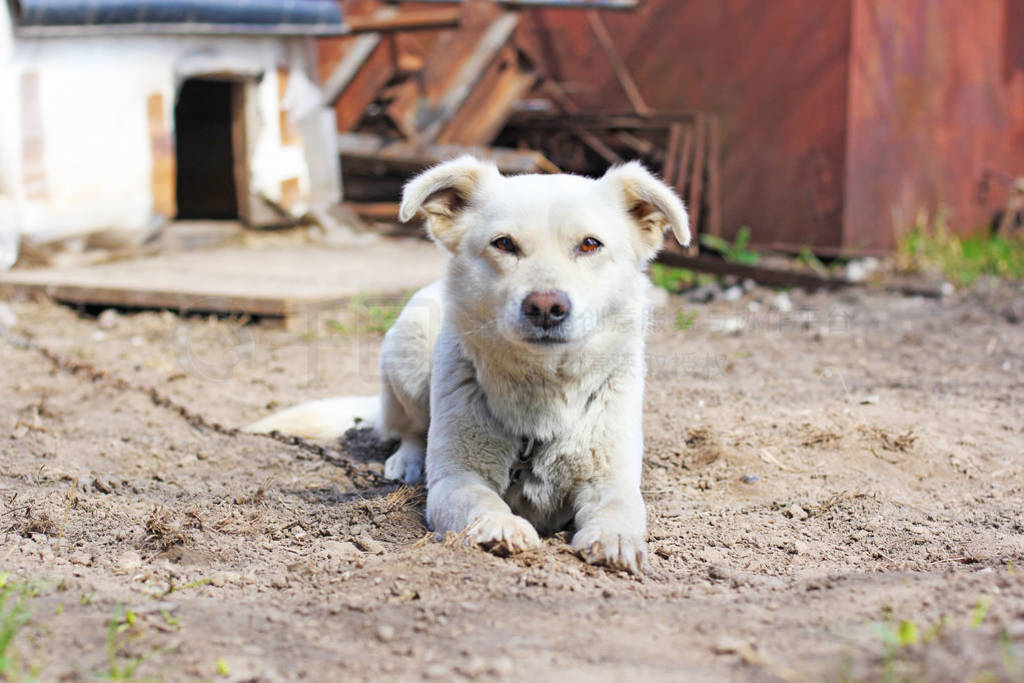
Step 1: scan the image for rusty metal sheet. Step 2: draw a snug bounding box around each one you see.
[521,0,1024,254]
[519,0,854,252]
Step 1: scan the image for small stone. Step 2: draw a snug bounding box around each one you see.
[459,656,488,678]
[130,335,144,347]
[0,303,17,329]
[490,656,514,676]
[771,291,792,313]
[209,571,239,587]
[699,548,724,564]
[97,309,121,330]
[68,551,93,566]
[787,504,809,521]
[793,540,812,555]
[323,541,362,560]
[708,316,746,334]
[721,285,743,302]
[687,284,720,303]
[355,534,385,555]
[269,573,288,589]
[424,664,448,679]
[741,474,759,484]
[90,330,107,343]
[118,550,142,573]
[859,395,880,405]
[375,625,396,643]
[712,635,746,654]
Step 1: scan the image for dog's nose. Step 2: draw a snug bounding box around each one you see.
[522,290,571,330]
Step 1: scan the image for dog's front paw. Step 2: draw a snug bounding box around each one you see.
[384,442,424,484]
[572,525,647,574]
[467,514,541,555]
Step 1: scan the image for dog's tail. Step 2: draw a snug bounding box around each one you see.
[244,395,380,441]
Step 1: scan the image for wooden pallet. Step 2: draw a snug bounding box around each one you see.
[0,240,447,331]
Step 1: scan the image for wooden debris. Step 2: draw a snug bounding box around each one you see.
[338,133,558,174]
[656,252,853,292]
[346,7,462,34]
[585,9,649,115]
[495,109,720,248]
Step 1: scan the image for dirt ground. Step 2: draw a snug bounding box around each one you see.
[1,273,1023,682]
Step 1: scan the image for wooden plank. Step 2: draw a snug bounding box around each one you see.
[656,252,852,292]
[613,131,654,157]
[585,9,649,115]
[346,7,461,33]
[337,132,560,174]
[276,68,301,146]
[320,32,382,106]
[279,177,301,211]
[347,201,402,223]
[676,126,693,196]
[146,93,176,218]
[571,127,622,166]
[0,241,448,319]
[497,0,638,6]
[661,122,683,188]
[705,115,723,238]
[437,44,538,146]
[333,36,396,132]
[20,70,47,200]
[418,12,519,143]
[687,114,707,237]
[506,111,697,130]
[229,82,252,225]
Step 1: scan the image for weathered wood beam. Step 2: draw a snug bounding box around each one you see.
[346,7,461,33]
[418,12,520,143]
[338,132,560,174]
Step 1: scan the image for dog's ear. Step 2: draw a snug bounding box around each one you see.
[602,161,690,261]
[399,156,500,252]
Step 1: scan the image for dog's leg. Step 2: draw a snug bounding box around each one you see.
[427,470,541,554]
[377,283,440,485]
[571,479,648,573]
[384,436,425,484]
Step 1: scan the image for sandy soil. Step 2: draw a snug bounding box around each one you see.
[1,276,1023,681]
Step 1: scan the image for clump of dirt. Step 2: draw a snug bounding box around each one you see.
[682,426,722,467]
[872,427,918,452]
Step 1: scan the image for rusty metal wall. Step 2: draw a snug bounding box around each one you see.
[520,0,854,252]
[843,0,1024,252]
[521,0,1024,253]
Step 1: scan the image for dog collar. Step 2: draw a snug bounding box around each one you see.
[509,437,541,483]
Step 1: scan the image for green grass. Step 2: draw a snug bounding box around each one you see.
[649,263,695,292]
[0,572,41,680]
[700,226,760,265]
[674,310,698,331]
[325,293,410,336]
[98,605,144,680]
[898,218,1024,286]
[861,597,1021,683]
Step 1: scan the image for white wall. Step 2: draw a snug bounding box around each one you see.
[0,32,323,242]
[0,3,16,207]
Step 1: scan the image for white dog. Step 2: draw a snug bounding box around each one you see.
[248,157,689,572]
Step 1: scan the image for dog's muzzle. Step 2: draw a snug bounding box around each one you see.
[521,290,571,331]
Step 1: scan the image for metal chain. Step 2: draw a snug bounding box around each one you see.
[0,323,391,488]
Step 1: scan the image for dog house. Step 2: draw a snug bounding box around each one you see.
[0,0,346,245]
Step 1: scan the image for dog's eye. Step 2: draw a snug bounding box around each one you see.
[578,237,603,254]
[490,236,519,254]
